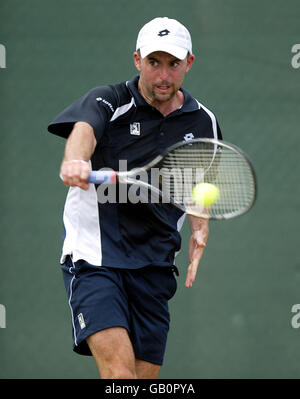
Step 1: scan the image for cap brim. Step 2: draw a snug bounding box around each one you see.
[139,43,188,60]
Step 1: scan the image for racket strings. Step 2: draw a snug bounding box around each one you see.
[158,142,255,218]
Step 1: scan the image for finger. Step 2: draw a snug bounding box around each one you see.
[185,261,197,288]
[60,162,76,185]
[79,162,91,179]
[185,246,205,288]
[78,164,91,190]
[185,266,194,288]
[77,180,90,190]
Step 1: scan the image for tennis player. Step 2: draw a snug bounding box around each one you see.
[48,17,222,379]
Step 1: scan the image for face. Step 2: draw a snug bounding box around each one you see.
[134,51,194,106]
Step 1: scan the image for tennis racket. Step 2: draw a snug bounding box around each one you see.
[88,138,257,220]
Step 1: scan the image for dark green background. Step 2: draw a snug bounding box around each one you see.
[0,0,299,379]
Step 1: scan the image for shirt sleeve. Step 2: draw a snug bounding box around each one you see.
[47,85,118,142]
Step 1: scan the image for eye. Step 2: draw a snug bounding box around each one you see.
[149,60,159,67]
[171,61,180,68]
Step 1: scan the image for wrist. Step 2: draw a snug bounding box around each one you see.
[63,159,89,164]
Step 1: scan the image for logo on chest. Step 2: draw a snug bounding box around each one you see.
[130,122,141,136]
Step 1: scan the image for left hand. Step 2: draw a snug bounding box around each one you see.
[185,221,209,288]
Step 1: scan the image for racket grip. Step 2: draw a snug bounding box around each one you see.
[88,170,117,184]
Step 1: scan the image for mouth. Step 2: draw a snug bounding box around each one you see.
[155,84,171,93]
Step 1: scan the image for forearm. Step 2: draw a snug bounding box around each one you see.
[187,214,209,236]
[63,121,97,161]
[60,121,97,190]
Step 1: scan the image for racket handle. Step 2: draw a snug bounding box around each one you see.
[88,170,117,184]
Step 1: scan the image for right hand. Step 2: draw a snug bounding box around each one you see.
[60,159,91,190]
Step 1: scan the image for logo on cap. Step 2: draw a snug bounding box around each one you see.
[158,29,170,37]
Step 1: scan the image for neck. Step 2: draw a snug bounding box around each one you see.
[155,91,184,117]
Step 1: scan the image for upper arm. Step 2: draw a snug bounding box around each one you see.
[72,121,97,147]
[62,121,98,162]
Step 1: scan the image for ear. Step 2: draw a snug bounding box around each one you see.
[134,51,142,72]
[186,53,195,73]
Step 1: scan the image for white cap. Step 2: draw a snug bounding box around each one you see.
[136,17,192,60]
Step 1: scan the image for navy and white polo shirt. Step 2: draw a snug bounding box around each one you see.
[48,75,222,269]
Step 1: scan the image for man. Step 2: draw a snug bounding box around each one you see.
[48,17,222,379]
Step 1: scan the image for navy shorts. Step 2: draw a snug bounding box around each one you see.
[61,256,178,365]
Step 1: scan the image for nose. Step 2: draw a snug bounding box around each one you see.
[159,65,169,81]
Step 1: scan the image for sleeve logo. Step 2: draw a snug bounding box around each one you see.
[96,97,115,113]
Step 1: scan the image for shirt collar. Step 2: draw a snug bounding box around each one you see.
[126,75,200,113]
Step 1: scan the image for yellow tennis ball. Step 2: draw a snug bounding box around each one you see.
[192,183,220,206]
